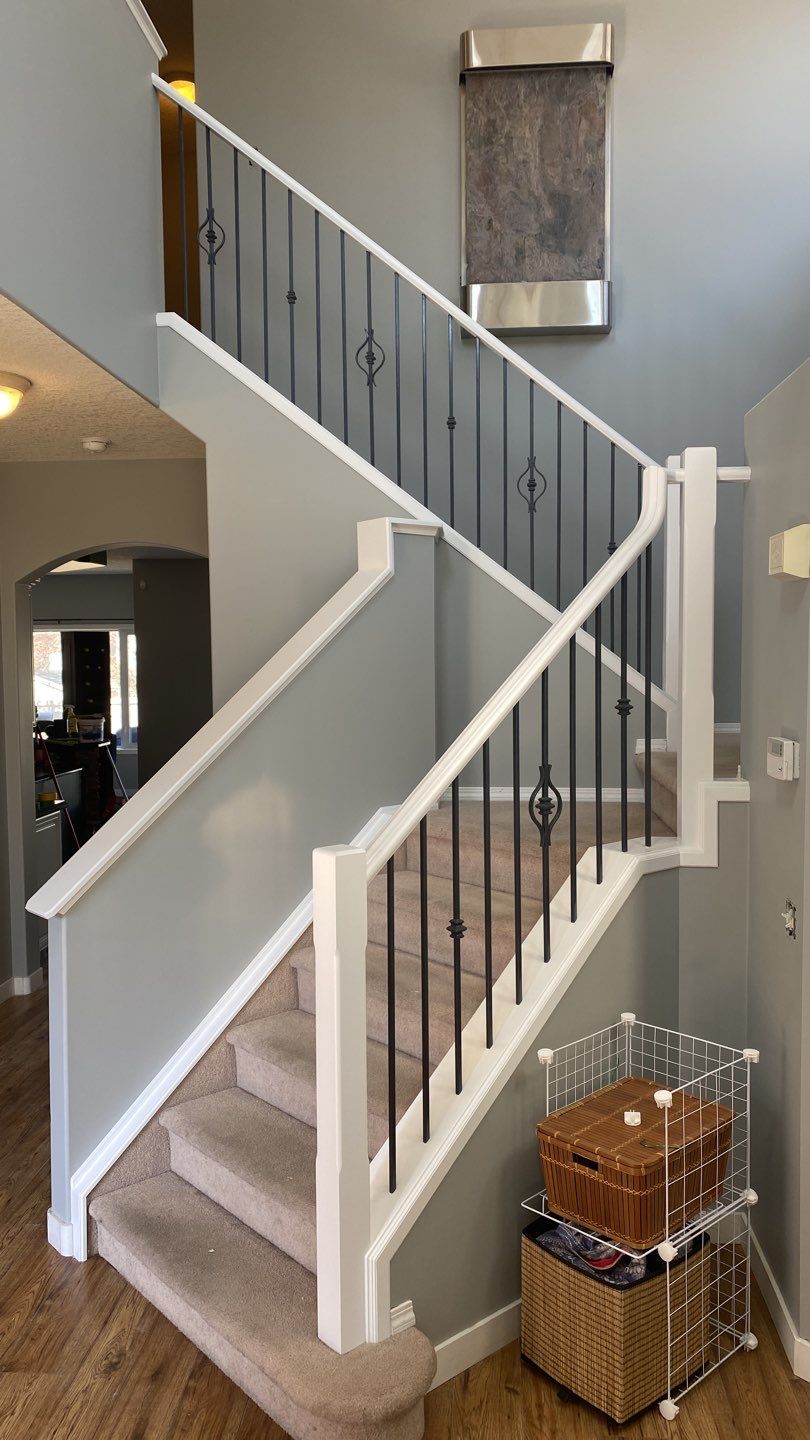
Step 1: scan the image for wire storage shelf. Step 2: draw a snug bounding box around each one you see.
[521,1014,759,1421]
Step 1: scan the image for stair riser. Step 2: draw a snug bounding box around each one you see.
[233,1046,386,1159]
[295,962,459,1067]
[167,1131,316,1275]
[95,1223,426,1440]
[367,895,538,976]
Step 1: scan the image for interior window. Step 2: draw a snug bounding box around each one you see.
[32,630,64,721]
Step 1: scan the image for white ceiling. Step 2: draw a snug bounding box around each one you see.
[0,295,204,462]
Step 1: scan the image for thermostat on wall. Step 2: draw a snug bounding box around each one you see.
[767,737,800,781]
[769,524,810,579]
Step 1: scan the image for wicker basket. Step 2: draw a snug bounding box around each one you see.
[536,1076,734,1249]
[521,1219,713,1422]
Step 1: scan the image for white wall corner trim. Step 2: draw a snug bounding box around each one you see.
[390,1300,417,1336]
[47,1208,74,1258]
[64,805,398,1263]
[751,1232,810,1383]
[14,967,44,996]
[431,1299,522,1390]
[123,0,167,59]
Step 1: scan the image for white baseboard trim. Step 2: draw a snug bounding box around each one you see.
[47,1208,74,1257]
[0,977,13,1006]
[65,804,398,1262]
[751,1231,810,1382]
[456,786,645,805]
[431,1299,522,1390]
[390,1300,416,1335]
[0,968,45,1005]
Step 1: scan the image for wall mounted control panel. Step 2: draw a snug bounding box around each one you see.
[767,737,800,781]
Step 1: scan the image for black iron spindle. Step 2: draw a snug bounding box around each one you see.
[595,602,603,883]
[261,171,270,383]
[232,149,242,362]
[365,251,375,465]
[447,317,455,526]
[482,740,493,1047]
[448,780,465,1094]
[617,573,631,851]
[421,295,428,504]
[555,401,562,609]
[387,857,397,1192]
[569,637,578,922]
[502,362,508,569]
[475,339,481,547]
[636,464,643,670]
[394,276,402,484]
[177,106,189,321]
[644,543,653,847]
[340,231,348,443]
[203,127,217,341]
[540,671,553,962]
[419,816,430,1140]
[286,190,296,404]
[512,704,523,1004]
[582,422,589,620]
[314,214,322,424]
[608,443,617,649]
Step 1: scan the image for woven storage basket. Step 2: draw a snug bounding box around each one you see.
[536,1076,734,1249]
[521,1219,713,1422]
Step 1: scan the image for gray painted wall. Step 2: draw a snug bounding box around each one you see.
[48,530,436,1217]
[391,867,680,1343]
[32,574,135,625]
[1,2,164,400]
[742,360,810,1336]
[133,558,213,784]
[192,0,810,724]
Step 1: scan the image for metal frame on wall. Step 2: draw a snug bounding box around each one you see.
[460,23,614,336]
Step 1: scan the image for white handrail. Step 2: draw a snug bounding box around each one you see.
[364,466,669,881]
[152,74,654,471]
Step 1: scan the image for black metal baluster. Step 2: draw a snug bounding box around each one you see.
[419,816,430,1140]
[569,637,577,922]
[556,401,563,609]
[365,251,375,465]
[448,780,465,1094]
[529,382,537,589]
[595,602,603,883]
[177,106,189,321]
[644,542,653,846]
[636,464,643,670]
[421,295,428,504]
[512,704,523,1004]
[233,149,242,362]
[447,317,455,526]
[617,573,632,851]
[261,171,270,384]
[609,443,617,649]
[540,673,552,961]
[394,276,402,485]
[314,214,322,424]
[387,856,397,1192]
[340,231,348,443]
[482,740,493,1047]
[582,422,589,623]
[286,189,296,404]
[203,127,217,341]
[502,362,508,569]
[475,339,481,546]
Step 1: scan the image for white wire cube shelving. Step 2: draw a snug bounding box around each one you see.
[522,1014,759,1420]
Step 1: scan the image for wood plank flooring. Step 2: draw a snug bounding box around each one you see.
[1,988,808,1439]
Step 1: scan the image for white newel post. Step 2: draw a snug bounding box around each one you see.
[663,455,682,751]
[673,447,717,850]
[313,845,371,1354]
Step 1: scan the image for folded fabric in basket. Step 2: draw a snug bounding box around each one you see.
[537,1224,649,1288]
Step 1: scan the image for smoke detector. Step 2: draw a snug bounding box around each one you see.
[82,437,110,454]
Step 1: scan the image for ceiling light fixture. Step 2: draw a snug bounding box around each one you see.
[82,437,110,454]
[0,372,31,420]
[167,75,196,104]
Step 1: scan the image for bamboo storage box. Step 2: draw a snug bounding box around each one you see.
[536,1076,734,1250]
[521,1218,713,1422]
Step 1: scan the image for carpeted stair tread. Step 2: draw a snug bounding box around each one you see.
[293,945,485,1066]
[90,1173,435,1437]
[160,1088,317,1273]
[368,868,540,975]
[227,1008,424,1157]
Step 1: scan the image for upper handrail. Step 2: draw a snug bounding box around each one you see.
[152,74,655,471]
[364,465,669,881]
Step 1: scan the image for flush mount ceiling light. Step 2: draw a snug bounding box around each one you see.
[167,74,196,104]
[0,372,31,419]
[82,437,110,453]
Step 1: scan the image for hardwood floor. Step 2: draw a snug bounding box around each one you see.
[2,988,808,1439]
